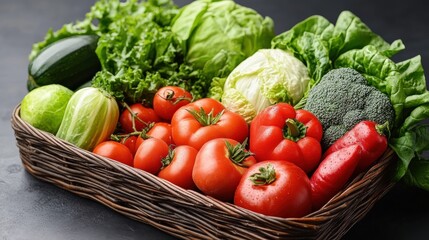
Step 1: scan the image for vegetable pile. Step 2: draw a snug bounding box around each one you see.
[20,0,429,218]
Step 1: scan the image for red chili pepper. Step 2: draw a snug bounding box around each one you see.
[249,103,323,173]
[310,144,362,210]
[323,120,389,173]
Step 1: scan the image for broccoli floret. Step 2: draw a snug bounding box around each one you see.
[322,125,348,147]
[304,68,395,149]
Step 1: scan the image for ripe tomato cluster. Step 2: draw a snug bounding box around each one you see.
[91,86,317,218]
[92,86,388,219]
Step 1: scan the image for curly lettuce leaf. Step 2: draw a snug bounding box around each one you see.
[92,68,162,105]
[92,64,205,105]
[29,0,170,60]
[92,4,207,104]
[95,14,180,74]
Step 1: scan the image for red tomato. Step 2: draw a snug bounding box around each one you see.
[171,98,248,150]
[135,122,173,149]
[120,103,160,133]
[192,138,256,202]
[93,141,134,167]
[148,122,173,145]
[234,160,312,218]
[135,136,145,152]
[134,138,170,175]
[249,103,323,173]
[158,145,198,190]
[120,135,138,155]
[153,86,192,121]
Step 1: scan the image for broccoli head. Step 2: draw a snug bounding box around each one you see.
[304,68,395,149]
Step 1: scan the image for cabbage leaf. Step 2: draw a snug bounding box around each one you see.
[171,0,274,80]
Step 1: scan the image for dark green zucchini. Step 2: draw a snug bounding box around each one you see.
[27,35,101,91]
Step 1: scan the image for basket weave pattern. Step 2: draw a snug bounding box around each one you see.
[11,105,396,240]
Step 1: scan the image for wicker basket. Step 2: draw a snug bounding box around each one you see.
[11,105,397,240]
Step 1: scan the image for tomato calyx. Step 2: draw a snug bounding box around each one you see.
[187,107,224,126]
[249,164,276,186]
[225,139,253,167]
[283,118,307,142]
[161,149,174,169]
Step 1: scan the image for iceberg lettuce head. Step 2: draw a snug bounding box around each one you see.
[221,49,310,122]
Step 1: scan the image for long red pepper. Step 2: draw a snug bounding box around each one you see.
[323,120,389,173]
[311,144,362,210]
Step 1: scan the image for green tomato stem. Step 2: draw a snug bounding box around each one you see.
[121,101,150,132]
[249,164,276,186]
[187,107,224,126]
[159,89,193,105]
[161,149,175,169]
[225,139,253,167]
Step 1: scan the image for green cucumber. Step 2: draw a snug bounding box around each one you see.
[28,35,101,91]
[56,87,119,151]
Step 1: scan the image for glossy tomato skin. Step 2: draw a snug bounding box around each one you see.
[120,103,160,133]
[134,137,169,175]
[158,145,198,190]
[249,103,323,173]
[171,98,248,150]
[153,86,192,121]
[120,135,138,155]
[93,141,134,167]
[192,138,256,202]
[147,122,173,145]
[234,160,312,218]
[135,122,174,149]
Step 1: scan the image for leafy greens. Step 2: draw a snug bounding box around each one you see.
[30,0,208,104]
[30,0,274,105]
[171,0,274,80]
[91,0,208,103]
[272,10,429,189]
[29,1,429,190]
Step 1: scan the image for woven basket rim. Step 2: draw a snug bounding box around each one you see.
[10,104,397,239]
